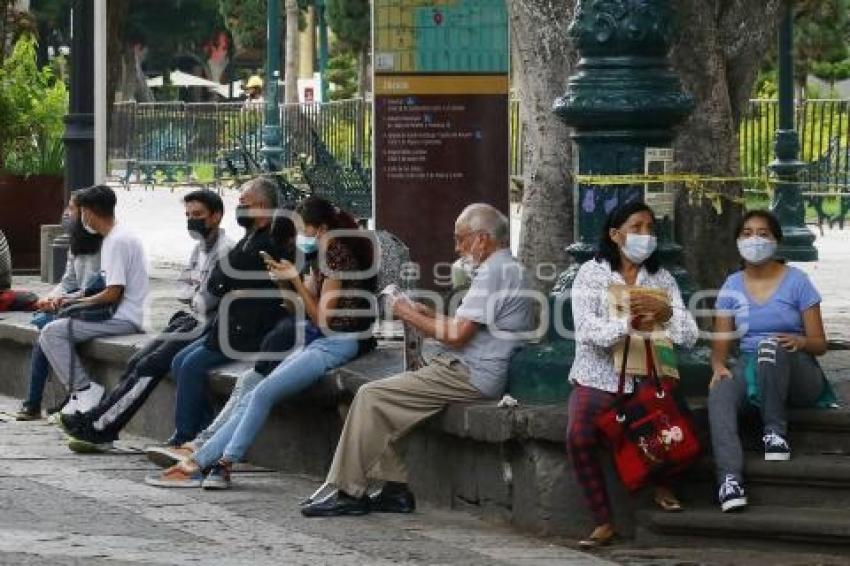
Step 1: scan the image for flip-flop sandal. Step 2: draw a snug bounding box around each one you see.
[578,530,616,549]
[654,494,683,512]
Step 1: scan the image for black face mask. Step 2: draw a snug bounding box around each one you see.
[236,204,254,229]
[187,218,211,240]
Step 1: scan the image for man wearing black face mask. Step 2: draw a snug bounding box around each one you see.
[61,191,234,451]
[145,177,296,451]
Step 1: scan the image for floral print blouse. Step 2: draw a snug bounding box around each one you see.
[568,259,699,394]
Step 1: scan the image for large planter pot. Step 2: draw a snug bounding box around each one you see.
[0,174,64,273]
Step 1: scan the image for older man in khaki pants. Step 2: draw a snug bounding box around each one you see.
[302,203,535,517]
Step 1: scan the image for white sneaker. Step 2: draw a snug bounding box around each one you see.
[60,394,81,416]
[73,383,105,414]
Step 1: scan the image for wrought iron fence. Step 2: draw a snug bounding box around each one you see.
[109,99,372,171]
[110,98,850,200]
[740,99,850,192]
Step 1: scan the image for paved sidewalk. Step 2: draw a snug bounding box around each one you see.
[0,397,608,566]
[1,395,847,566]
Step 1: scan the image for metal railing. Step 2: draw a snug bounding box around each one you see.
[110,98,850,199]
[109,99,372,170]
[740,99,850,191]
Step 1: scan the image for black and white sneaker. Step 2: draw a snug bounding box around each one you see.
[763,431,791,461]
[718,475,748,512]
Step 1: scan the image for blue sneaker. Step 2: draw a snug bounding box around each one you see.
[763,431,791,461]
[201,460,232,490]
[718,474,747,512]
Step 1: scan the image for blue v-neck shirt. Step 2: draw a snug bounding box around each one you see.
[716,266,822,353]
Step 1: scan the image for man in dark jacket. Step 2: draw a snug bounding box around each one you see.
[162,177,296,448]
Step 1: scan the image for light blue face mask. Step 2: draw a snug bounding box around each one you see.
[296,234,318,254]
[737,236,777,265]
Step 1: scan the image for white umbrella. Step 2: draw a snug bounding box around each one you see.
[149,71,221,89]
[168,70,221,88]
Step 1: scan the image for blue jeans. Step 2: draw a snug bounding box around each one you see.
[193,335,358,468]
[24,343,51,407]
[169,338,230,446]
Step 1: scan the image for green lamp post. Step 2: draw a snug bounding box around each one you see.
[508,0,711,403]
[769,0,818,262]
[261,0,284,171]
[315,0,330,103]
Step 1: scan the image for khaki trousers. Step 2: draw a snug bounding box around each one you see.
[326,353,484,497]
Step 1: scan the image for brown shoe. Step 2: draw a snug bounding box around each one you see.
[145,445,194,468]
[653,487,683,512]
[578,524,615,549]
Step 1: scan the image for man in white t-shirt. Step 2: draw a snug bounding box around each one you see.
[39,185,149,415]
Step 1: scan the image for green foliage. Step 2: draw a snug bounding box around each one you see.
[220,0,269,51]
[0,34,68,176]
[327,0,369,51]
[812,59,850,86]
[126,0,227,73]
[219,0,310,52]
[754,69,777,99]
[795,0,850,85]
[327,50,357,100]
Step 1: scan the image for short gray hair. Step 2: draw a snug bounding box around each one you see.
[241,176,279,208]
[456,203,510,245]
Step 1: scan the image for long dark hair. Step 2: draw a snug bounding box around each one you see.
[734,209,785,269]
[595,200,660,274]
[69,191,103,256]
[735,209,783,242]
[298,196,376,290]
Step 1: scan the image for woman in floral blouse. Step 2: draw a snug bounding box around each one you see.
[567,201,699,548]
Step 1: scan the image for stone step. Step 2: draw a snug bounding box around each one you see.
[679,453,850,508]
[688,402,850,456]
[636,505,850,552]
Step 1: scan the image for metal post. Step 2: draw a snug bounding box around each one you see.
[769,0,818,261]
[53,0,95,283]
[261,0,283,171]
[63,0,95,198]
[316,0,329,103]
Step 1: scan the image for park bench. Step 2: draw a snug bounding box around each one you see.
[301,129,372,221]
[136,160,194,192]
[803,136,850,231]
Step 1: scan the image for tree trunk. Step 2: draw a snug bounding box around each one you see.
[508,0,576,293]
[668,0,783,291]
[284,0,300,104]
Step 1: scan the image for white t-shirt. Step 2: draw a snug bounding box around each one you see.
[100,223,149,328]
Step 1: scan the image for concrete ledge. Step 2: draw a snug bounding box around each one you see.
[0,312,629,538]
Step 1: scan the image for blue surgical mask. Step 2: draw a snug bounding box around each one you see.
[60,214,75,235]
[296,234,318,254]
[737,236,777,265]
[621,234,657,264]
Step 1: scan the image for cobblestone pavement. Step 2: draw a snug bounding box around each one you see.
[0,397,610,566]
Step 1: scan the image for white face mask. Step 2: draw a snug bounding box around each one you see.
[621,233,657,264]
[81,211,98,235]
[451,257,476,289]
[737,236,777,265]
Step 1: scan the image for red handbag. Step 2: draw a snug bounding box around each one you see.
[594,335,701,492]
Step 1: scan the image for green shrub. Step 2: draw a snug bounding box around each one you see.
[0,34,68,176]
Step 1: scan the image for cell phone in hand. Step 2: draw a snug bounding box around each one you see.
[258,250,274,265]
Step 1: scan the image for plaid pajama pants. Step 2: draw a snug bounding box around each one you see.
[566,384,618,526]
[567,379,667,525]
